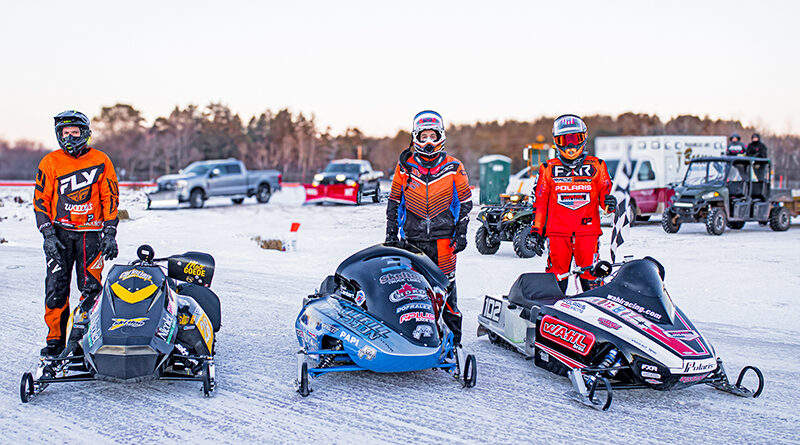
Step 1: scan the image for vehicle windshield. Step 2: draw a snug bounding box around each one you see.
[183,163,212,175]
[603,160,638,181]
[683,161,727,186]
[324,163,361,174]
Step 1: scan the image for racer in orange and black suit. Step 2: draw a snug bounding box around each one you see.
[529,114,616,293]
[386,110,472,345]
[34,110,120,356]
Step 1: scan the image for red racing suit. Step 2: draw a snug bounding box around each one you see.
[532,156,612,279]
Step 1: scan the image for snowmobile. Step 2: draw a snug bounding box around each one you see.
[20,245,221,403]
[294,242,477,396]
[476,257,764,411]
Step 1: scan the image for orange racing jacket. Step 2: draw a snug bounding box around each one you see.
[532,156,613,237]
[34,147,119,233]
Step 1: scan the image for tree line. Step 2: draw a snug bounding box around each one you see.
[1,103,798,186]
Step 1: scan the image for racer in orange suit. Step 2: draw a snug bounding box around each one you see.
[529,114,616,293]
[34,110,120,356]
[386,110,472,345]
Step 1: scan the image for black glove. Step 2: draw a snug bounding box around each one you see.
[528,228,546,256]
[604,195,617,213]
[100,226,118,261]
[449,233,467,254]
[385,231,399,244]
[42,226,65,265]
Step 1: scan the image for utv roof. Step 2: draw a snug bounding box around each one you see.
[690,156,771,164]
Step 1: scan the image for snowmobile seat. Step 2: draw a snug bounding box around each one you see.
[178,283,221,332]
[508,273,565,309]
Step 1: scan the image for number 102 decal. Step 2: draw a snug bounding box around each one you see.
[482,297,502,322]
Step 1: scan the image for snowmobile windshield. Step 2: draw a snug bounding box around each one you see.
[182,163,212,175]
[335,244,448,347]
[683,161,728,187]
[324,163,361,174]
[594,259,676,324]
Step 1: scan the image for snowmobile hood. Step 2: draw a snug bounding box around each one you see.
[581,259,675,325]
[333,244,449,347]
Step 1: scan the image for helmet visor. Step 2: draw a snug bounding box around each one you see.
[554,132,586,147]
[415,130,441,144]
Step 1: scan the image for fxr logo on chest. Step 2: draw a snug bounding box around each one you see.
[553,164,595,177]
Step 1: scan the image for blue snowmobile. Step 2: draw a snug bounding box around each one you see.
[294,243,477,396]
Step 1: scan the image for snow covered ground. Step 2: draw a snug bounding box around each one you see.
[0,186,798,444]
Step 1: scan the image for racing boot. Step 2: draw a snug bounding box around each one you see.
[40,339,64,357]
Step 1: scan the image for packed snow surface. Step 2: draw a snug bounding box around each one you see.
[0,186,798,444]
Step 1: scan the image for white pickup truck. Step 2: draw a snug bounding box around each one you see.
[147,158,282,209]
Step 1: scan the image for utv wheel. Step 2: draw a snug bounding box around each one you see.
[661,210,681,233]
[189,189,205,208]
[475,226,500,255]
[706,207,726,235]
[462,354,477,388]
[256,184,271,203]
[727,221,745,230]
[513,227,539,258]
[355,186,363,206]
[298,362,311,397]
[231,198,244,204]
[769,206,790,232]
[20,372,34,403]
[202,361,212,397]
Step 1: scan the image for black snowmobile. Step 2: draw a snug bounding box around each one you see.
[477,257,764,410]
[20,245,221,403]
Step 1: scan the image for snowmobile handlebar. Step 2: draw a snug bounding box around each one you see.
[556,260,617,281]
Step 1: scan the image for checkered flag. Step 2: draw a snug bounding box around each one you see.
[610,146,633,263]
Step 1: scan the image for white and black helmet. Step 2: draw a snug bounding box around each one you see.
[412,110,446,156]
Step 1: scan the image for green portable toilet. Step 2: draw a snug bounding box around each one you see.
[479,154,511,205]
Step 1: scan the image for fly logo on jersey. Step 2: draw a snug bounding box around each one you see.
[557,192,591,210]
[553,164,596,178]
[58,165,104,203]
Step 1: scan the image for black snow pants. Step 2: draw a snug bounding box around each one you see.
[45,227,104,345]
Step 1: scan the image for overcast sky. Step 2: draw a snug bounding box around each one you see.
[1,0,797,147]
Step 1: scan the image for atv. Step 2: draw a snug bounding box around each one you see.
[294,243,477,396]
[475,193,542,258]
[20,245,221,403]
[477,257,764,411]
[662,156,791,235]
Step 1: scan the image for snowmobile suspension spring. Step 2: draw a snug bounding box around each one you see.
[586,348,618,385]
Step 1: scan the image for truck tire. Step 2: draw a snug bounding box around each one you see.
[727,221,745,229]
[231,198,244,204]
[372,183,380,203]
[190,189,205,209]
[661,210,681,233]
[475,226,500,255]
[513,227,540,258]
[256,184,271,203]
[706,207,726,235]
[769,206,791,232]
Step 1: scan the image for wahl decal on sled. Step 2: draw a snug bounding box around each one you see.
[539,315,595,356]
